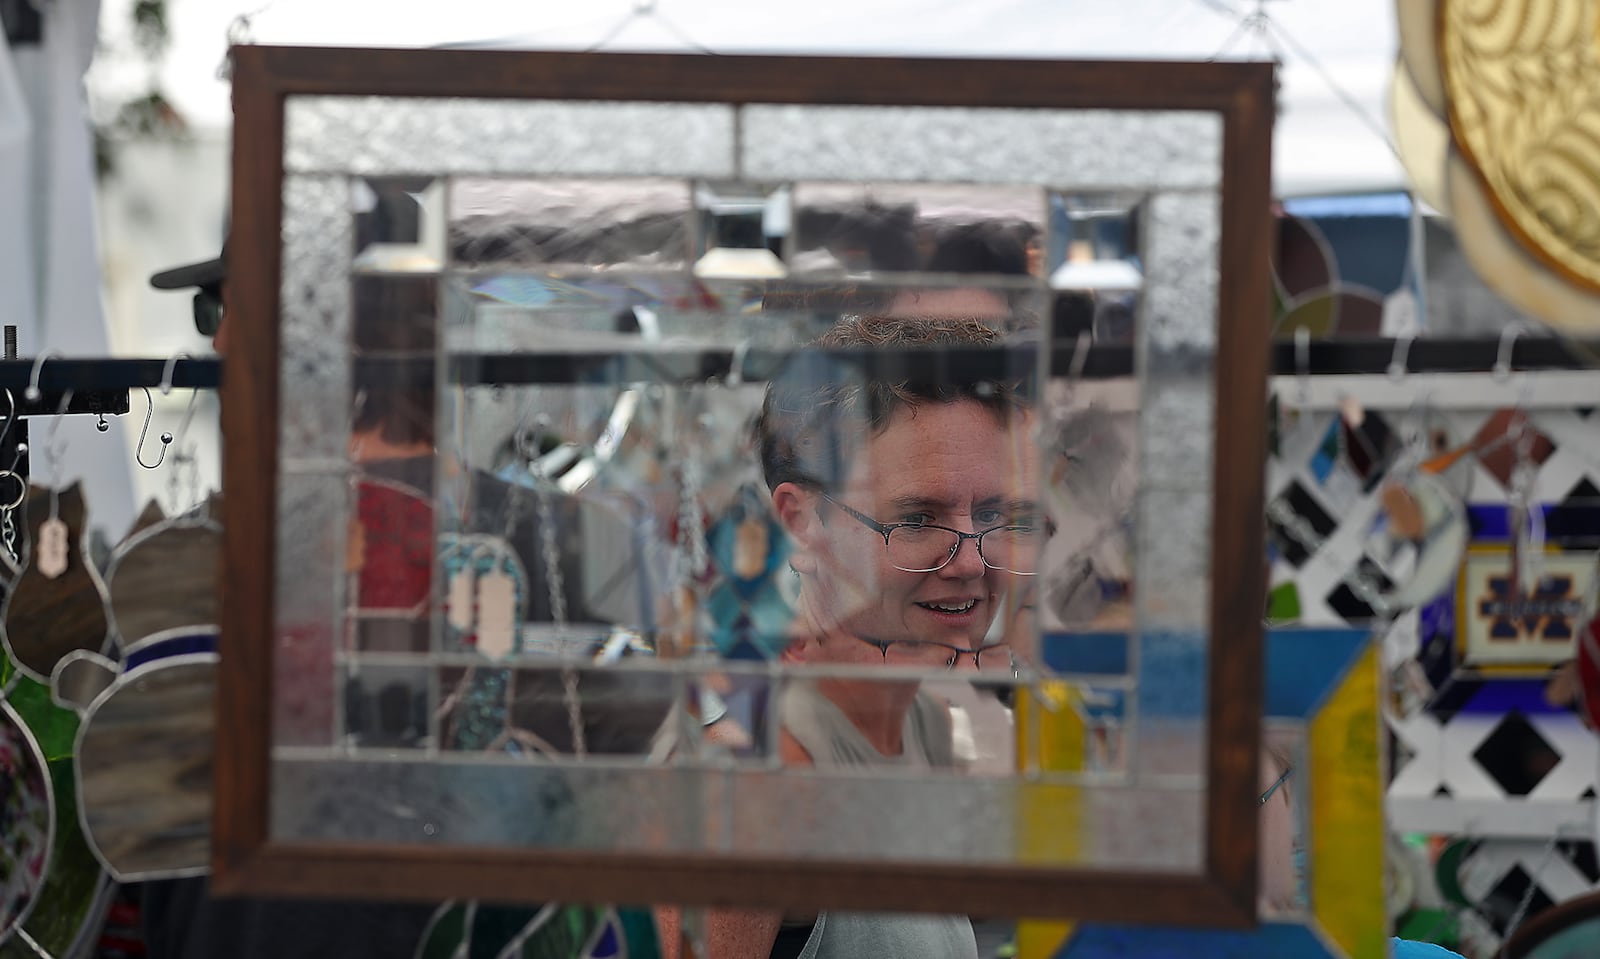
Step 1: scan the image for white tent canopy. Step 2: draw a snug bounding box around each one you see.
[90,0,1404,198]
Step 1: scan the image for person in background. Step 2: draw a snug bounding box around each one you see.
[141,249,441,958]
[658,313,1042,959]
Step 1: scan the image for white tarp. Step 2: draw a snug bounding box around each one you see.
[7,0,136,541]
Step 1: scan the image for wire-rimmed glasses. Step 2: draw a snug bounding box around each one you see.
[819,492,1045,575]
[1259,765,1292,806]
[853,634,1011,671]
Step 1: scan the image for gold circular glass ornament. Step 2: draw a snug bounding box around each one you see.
[1439,0,1600,294]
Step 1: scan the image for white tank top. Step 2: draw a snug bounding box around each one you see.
[778,682,977,959]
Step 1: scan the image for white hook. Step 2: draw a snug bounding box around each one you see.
[1387,333,1413,383]
[161,351,193,396]
[1494,322,1523,381]
[135,388,174,470]
[24,350,62,403]
[726,338,753,389]
[1067,331,1092,385]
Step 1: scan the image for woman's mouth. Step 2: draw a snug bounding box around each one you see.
[916,599,979,615]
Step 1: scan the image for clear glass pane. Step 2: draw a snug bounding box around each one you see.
[449,177,692,272]
[789,182,1044,286]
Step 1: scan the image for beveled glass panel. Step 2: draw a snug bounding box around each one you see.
[742,106,1221,190]
[257,66,1259,914]
[286,98,737,178]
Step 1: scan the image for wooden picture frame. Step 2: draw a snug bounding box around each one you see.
[217,45,1273,925]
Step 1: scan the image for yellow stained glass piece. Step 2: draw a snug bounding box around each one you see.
[1440,0,1600,293]
[1015,682,1083,958]
[1308,643,1386,959]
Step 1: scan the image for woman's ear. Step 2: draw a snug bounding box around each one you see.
[771,482,821,575]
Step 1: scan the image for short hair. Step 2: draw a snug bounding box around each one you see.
[755,314,1029,492]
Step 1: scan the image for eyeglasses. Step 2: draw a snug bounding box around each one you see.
[854,634,1011,671]
[192,289,224,338]
[1259,766,1292,806]
[819,492,1045,575]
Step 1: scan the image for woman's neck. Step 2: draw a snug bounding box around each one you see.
[815,676,921,756]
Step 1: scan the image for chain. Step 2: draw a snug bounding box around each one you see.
[528,416,583,758]
[1,509,14,565]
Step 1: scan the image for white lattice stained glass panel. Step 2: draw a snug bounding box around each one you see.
[742,106,1221,190]
[280,175,352,466]
[274,470,349,748]
[285,98,737,178]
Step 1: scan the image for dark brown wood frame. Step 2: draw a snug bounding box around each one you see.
[218,46,1274,925]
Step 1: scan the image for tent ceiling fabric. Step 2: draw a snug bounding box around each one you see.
[94,0,1403,197]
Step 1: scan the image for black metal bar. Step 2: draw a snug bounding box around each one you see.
[0,338,1592,394]
[0,359,222,392]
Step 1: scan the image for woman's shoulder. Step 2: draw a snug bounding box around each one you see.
[1391,938,1466,959]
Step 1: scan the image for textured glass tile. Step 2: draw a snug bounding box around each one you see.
[274,471,349,747]
[1139,191,1221,362]
[351,176,445,272]
[1140,375,1214,492]
[286,97,736,178]
[742,107,1220,190]
[1134,490,1212,631]
[342,663,430,749]
[272,757,715,851]
[789,182,1044,282]
[281,175,353,465]
[450,178,692,271]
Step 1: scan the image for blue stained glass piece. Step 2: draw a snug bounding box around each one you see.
[1057,922,1336,958]
[1264,627,1370,720]
[124,631,218,671]
[1308,419,1340,485]
[1457,679,1566,716]
[585,917,622,958]
[1040,631,1128,675]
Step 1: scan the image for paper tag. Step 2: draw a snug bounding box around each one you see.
[732,516,769,580]
[345,518,367,574]
[476,568,516,660]
[446,566,476,632]
[37,517,69,579]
